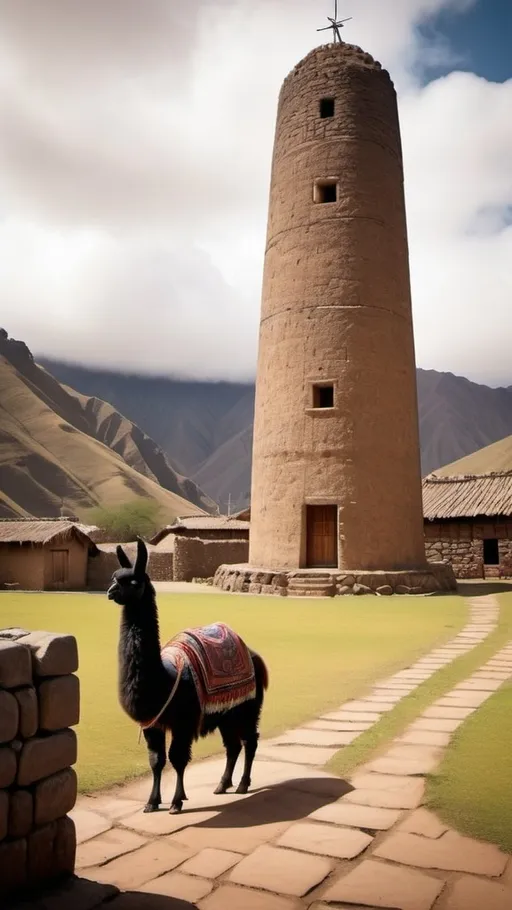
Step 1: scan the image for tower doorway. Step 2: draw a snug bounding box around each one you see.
[306,505,338,568]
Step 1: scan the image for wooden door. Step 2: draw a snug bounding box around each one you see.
[306,505,338,568]
[51,549,69,585]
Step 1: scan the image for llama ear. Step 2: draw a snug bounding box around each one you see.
[116,545,132,569]
[134,538,148,579]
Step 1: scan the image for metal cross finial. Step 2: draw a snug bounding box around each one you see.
[317,1,352,44]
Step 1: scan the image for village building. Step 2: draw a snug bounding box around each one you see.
[150,515,250,583]
[423,471,512,579]
[0,518,97,591]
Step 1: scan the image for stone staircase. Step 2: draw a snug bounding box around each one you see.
[287,575,336,598]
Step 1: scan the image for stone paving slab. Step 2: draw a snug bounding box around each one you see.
[257,745,337,765]
[199,885,302,910]
[303,719,372,732]
[76,828,148,869]
[180,847,242,879]
[321,710,381,723]
[276,821,373,859]
[271,728,360,747]
[228,844,332,896]
[442,876,512,910]
[374,830,508,876]
[138,871,213,901]
[320,858,444,910]
[309,801,401,830]
[397,809,449,839]
[86,840,195,890]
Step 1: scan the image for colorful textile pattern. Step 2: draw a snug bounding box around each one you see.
[161,622,256,715]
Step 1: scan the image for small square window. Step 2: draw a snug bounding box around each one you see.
[314,179,338,204]
[313,384,334,409]
[320,97,335,118]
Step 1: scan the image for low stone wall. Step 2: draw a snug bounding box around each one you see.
[87,547,173,590]
[0,628,79,896]
[424,537,484,579]
[213,563,457,596]
[424,525,512,579]
[174,537,249,583]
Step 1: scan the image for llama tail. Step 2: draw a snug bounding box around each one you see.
[252,653,269,693]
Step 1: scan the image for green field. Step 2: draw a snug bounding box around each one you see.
[425,593,512,852]
[0,590,466,792]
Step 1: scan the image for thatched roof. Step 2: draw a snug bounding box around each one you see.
[151,514,250,543]
[422,471,512,521]
[0,518,98,547]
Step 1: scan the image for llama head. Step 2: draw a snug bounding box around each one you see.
[107,538,150,605]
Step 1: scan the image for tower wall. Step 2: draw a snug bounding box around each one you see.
[249,44,426,572]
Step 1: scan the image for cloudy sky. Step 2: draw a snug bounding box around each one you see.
[0,0,511,386]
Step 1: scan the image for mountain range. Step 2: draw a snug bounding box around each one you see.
[0,330,215,519]
[41,356,512,512]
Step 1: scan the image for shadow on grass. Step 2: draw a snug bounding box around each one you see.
[457,581,512,596]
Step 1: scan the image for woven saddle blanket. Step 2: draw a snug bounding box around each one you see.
[161,622,256,715]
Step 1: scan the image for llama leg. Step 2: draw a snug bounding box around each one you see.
[168,736,191,814]
[214,725,242,795]
[143,727,166,812]
[236,731,259,794]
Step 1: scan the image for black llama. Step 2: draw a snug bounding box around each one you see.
[108,539,269,814]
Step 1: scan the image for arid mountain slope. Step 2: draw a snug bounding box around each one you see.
[41,358,512,512]
[0,331,214,518]
[432,433,512,477]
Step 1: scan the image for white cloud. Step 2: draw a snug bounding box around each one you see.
[0,0,510,385]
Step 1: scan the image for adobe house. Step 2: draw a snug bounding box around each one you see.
[151,514,250,546]
[0,518,98,591]
[150,515,250,583]
[423,471,512,579]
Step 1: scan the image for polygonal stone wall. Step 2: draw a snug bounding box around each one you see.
[0,628,79,896]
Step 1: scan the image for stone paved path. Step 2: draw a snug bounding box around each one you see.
[15,595,512,910]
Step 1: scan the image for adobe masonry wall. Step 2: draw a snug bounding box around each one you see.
[249,43,426,572]
[87,548,173,590]
[0,628,79,896]
[173,536,249,583]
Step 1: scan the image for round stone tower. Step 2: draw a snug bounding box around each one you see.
[250,42,425,575]
[214,41,456,596]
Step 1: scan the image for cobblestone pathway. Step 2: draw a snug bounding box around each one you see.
[14,595,512,910]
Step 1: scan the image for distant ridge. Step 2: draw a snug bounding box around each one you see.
[41,357,512,513]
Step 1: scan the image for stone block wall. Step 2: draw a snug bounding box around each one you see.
[424,537,484,579]
[424,519,512,579]
[173,536,249,583]
[0,628,79,897]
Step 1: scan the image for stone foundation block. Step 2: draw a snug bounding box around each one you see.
[0,788,8,840]
[21,632,79,677]
[0,639,32,688]
[17,728,77,786]
[35,768,78,825]
[54,815,77,877]
[9,789,33,838]
[0,688,19,743]
[28,820,56,881]
[0,744,17,787]
[14,686,38,738]
[38,674,80,731]
[0,836,27,891]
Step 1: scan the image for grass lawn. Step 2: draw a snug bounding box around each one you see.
[425,592,512,853]
[0,590,465,793]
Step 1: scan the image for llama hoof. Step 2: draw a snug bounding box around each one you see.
[143,803,159,813]
[169,801,183,814]
[236,782,249,794]
[214,781,232,795]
